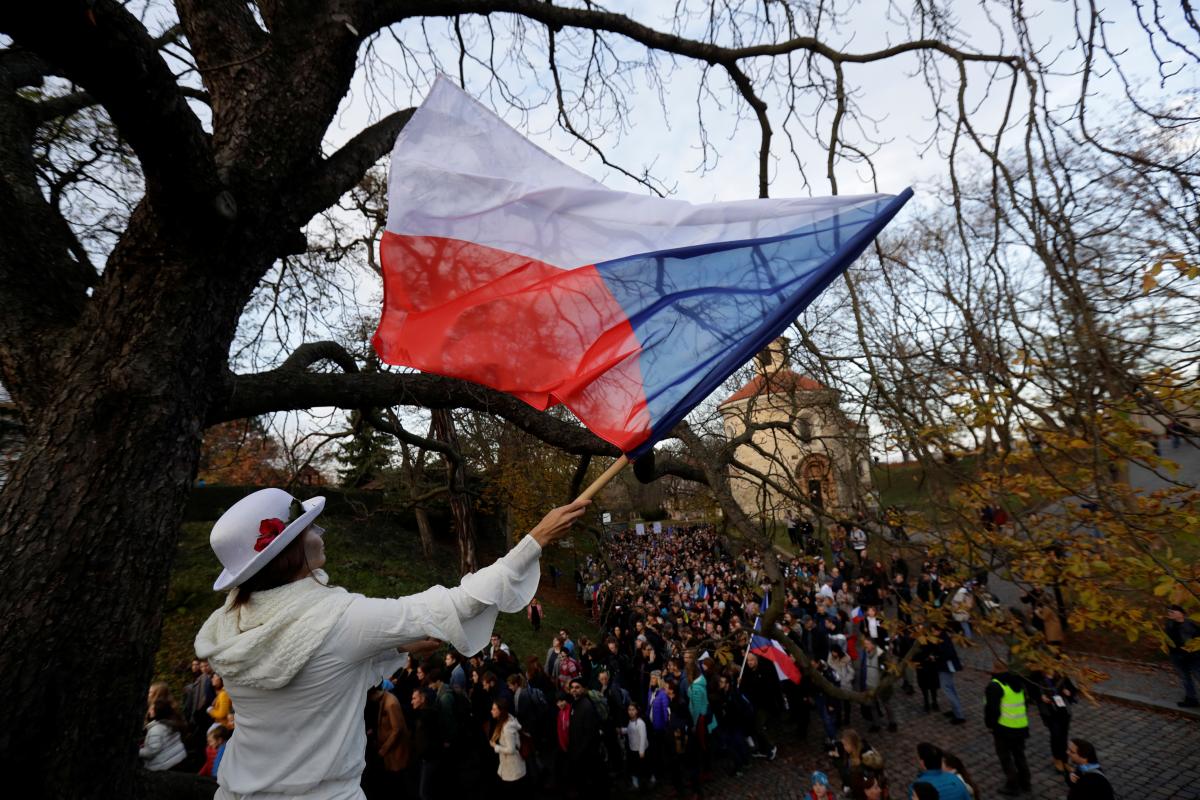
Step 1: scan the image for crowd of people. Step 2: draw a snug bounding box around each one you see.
[141,517,1136,799]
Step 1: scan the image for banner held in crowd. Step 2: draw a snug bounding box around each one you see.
[374,75,912,457]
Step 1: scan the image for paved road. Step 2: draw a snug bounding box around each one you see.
[662,665,1199,799]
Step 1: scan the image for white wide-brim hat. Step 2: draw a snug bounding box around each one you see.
[210,488,326,591]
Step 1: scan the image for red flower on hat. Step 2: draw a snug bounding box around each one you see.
[254,518,287,552]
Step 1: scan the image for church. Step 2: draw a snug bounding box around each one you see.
[718,338,874,524]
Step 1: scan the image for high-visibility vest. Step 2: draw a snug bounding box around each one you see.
[992,678,1029,729]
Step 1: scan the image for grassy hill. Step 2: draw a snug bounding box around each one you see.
[155,513,599,690]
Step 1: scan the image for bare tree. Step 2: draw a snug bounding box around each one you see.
[1,2,1197,797]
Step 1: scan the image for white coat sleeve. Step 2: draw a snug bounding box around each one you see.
[331,535,542,661]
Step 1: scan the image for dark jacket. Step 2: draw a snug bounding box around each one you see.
[935,633,963,672]
[740,658,783,713]
[568,693,601,761]
[1166,618,1199,655]
[1068,768,1115,800]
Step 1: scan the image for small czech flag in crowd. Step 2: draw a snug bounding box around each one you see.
[373,76,911,456]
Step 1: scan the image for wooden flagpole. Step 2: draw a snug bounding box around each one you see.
[574,455,629,502]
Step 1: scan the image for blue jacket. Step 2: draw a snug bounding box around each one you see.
[648,687,670,731]
[911,769,970,800]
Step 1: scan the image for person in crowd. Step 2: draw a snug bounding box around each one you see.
[559,628,577,655]
[858,750,888,799]
[508,672,545,739]
[207,674,233,730]
[857,638,897,733]
[468,667,493,725]
[365,683,409,795]
[486,633,511,663]
[663,679,700,798]
[646,670,670,782]
[409,687,441,800]
[913,628,941,713]
[806,770,833,800]
[934,627,967,725]
[193,487,587,799]
[985,659,1031,796]
[786,509,799,546]
[527,657,554,697]
[553,692,572,789]
[827,643,856,725]
[950,581,976,639]
[1034,599,1065,650]
[858,773,888,800]
[1066,738,1114,800]
[490,698,526,793]
[712,671,751,777]
[859,605,890,648]
[621,702,649,790]
[140,695,188,771]
[912,742,969,800]
[554,639,582,691]
[834,728,869,792]
[199,724,231,777]
[686,658,715,775]
[739,651,779,760]
[568,678,605,797]
[849,524,869,565]
[182,659,203,723]
[444,650,467,693]
[940,752,978,799]
[527,597,544,632]
[1030,665,1076,773]
[597,668,628,767]
[1165,603,1200,708]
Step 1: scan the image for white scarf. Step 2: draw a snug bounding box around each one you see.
[194,570,355,690]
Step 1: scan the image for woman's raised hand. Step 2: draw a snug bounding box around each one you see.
[528,499,590,548]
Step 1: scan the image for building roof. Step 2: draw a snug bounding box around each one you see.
[719,369,827,407]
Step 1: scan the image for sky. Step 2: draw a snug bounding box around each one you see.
[124,1,1200,463]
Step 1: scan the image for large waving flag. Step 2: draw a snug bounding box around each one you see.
[750,634,802,683]
[373,76,911,456]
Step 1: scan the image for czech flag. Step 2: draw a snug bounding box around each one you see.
[750,634,802,684]
[373,76,912,456]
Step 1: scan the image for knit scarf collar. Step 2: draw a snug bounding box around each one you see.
[194,570,355,690]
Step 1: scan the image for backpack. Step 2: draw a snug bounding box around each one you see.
[527,686,548,715]
[588,690,610,722]
[518,729,535,760]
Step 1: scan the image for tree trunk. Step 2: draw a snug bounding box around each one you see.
[0,184,261,796]
[413,505,436,558]
[431,408,477,574]
[0,298,236,796]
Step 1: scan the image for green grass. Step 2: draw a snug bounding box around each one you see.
[155,515,599,692]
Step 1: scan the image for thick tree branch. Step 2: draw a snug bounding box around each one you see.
[0,2,218,218]
[277,340,361,374]
[214,345,706,483]
[292,107,415,222]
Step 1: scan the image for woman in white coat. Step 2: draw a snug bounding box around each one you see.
[194,487,586,800]
[138,698,187,771]
[490,697,526,790]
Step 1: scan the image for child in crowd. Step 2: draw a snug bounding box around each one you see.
[621,702,649,790]
[807,770,833,800]
[199,724,231,777]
